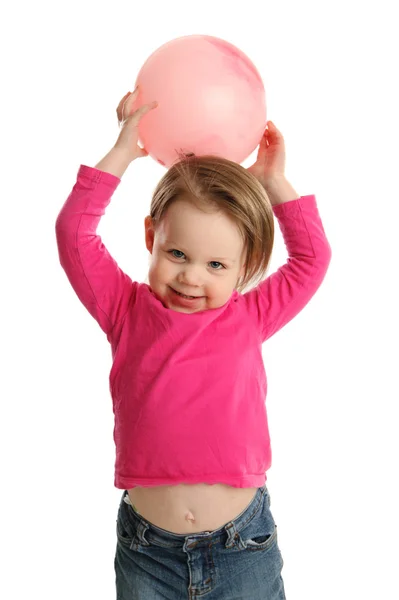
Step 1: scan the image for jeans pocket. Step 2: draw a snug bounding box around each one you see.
[116,517,131,545]
[243,523,278,551]
[116,503,137,548]
[240,493,277,552]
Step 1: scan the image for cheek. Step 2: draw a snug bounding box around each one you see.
[150,256,175,283]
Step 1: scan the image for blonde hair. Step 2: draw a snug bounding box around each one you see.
[149,154,274,294]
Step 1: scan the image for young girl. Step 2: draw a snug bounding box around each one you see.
[56,88,331,599]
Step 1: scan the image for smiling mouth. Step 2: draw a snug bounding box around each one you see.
[171,287,203,300]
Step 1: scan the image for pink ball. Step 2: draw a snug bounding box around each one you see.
[132,35,266,167]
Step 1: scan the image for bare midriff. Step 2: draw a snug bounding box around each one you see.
[127,483,259,534]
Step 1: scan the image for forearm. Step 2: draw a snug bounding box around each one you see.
[264,177,301,206]
[95,147,133,179]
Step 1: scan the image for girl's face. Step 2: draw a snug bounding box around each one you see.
[145,196,246,314]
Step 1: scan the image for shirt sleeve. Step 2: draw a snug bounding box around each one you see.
[55,165,135,337]
[244,195,332,342]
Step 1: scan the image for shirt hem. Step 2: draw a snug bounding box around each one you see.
[115,473,267,489]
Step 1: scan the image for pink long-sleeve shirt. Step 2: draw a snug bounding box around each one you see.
[55,165,332,489]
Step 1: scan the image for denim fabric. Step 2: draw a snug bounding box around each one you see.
[115,485,286,599]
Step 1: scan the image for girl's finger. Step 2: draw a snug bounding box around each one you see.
[117,92,131,121]
[136,145,149,158]
[123,87,142,116]
[267,121,283,138]
[259,129,269,148]
[117,87,140,121]
[130,86,139,98]
[131,101,158,124]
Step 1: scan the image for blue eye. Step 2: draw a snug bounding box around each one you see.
[209,261,224,270]
[170,249,184,259]
[168,250,225,270]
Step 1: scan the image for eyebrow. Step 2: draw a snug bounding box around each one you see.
[165,241,236,263]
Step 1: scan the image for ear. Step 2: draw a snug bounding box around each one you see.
[144,216,155,253]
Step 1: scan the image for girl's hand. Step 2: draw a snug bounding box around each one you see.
[247,121,286,187]
[114,87,158,160]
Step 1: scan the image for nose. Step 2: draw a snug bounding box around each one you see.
[178,264,203,288]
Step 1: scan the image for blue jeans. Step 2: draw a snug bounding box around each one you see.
[115,485,286,599]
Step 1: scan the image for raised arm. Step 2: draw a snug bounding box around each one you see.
[55,91,158,337]
[244,186,332,342]
[244,123,332,341]
[55,159,134,337]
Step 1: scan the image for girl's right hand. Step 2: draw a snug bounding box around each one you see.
[114,87,158,160]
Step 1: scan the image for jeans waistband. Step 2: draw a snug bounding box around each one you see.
[121,485,268,548]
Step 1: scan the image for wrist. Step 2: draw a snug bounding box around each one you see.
[95,147,134,178]
[263,176,300,205]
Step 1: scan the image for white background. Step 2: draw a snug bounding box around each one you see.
[1,0,398,598]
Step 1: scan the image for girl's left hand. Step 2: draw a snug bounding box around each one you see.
[247,121,286,187]
[115,88,158,160]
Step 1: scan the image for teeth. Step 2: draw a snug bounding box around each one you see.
[175,290,195,299]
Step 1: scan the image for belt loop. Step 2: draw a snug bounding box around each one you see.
[134,520,150,546]
[224,520,242,549]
